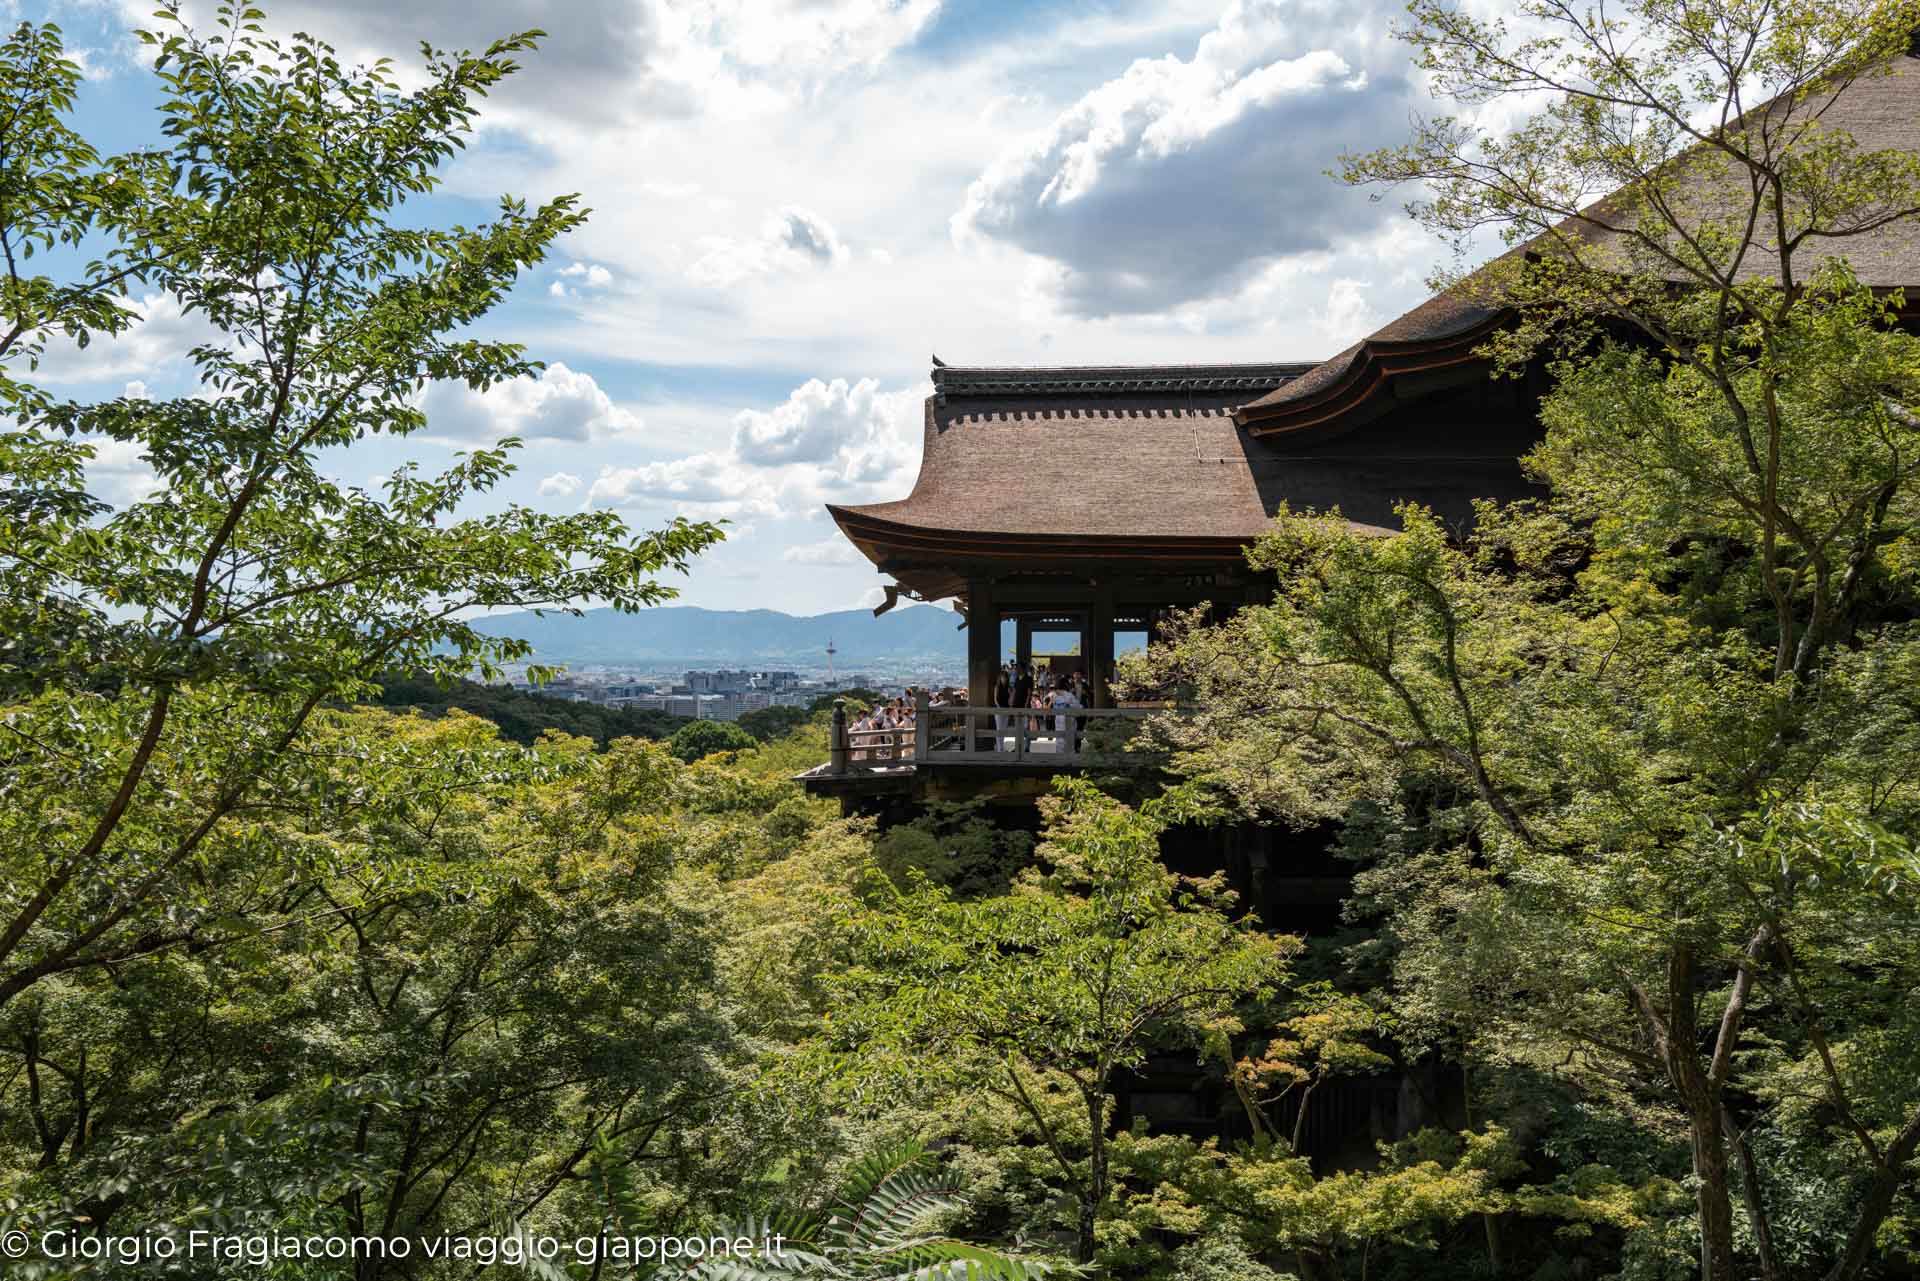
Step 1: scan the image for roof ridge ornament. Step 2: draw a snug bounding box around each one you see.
[929,359,1316,405]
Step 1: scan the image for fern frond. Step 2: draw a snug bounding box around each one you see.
[835,1139,933,1215]
[832,1171,966,1251]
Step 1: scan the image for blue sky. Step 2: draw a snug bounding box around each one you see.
[28,0,1453,612]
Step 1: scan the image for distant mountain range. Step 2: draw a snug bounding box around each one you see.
[469,603,965,666]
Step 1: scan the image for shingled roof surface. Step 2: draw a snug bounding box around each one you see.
[828,363,1542,574]
[1241,47,1920,431]
[834,386,1323,543]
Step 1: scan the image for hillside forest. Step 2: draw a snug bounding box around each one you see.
[3,4,1920,1281]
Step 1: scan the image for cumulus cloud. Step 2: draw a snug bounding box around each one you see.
[31,292,214,388]
[739,376,922,494]
[690,0,942,77]
[687,206,850,287]
[1315,277,1378,342]
[951,0,1416,316]
[731,375,905,467]
[551,262,615,298]
[587,376,924,519]
[129,0,943,127]
[115,0,673,124]
[83,437,163,506]
[564,262,614,287]
[589,451,772,514]
[420,362,642,444]
[538,471,584,497]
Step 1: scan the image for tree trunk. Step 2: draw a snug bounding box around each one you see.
[1823,1116,1920,1281]
[1822,1176,1897,1281]
[1724,1106,1779,1281]
[1078,1089,1107,1264]
[1292,1077,1319,1153]
[1688,1101,1739,1281]
[1646,947,1741,1281]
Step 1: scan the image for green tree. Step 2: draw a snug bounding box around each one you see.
[671,719,760,763]
[870,801,1036,897]
[1222,982,1394,1154]
[738,704,811,742]
[0,6,720,1020]
[0,710,747,1279]
[375,673,689,745]
[832,779,1295,1264]
[0,19,166,690]
[1341,0,1920,690]
[1153,4,1920,1277]
[1143,499,1920,1280]
[810,689,882,714]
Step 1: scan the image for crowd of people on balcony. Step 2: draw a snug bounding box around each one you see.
[839,667,1099,764]
[991,662,1088,750]
[847,692,919,762]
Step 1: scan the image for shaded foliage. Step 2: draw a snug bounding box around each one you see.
[375,673,688,745]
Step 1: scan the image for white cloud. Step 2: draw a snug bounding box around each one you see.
[66,47,118,83]
[588,451,786,519]
[31,292,214,388]
[538,470,584,496]
[420,362,642,444]
[588,376,925,519]
[83,437,162,506]
[584,264,614,287]
[951,0,1417,316]
[731,375,908,467]
[553,261,615,297]
[686,206,850,287]
[1315,277,1378,343]
[130,0,945,128]
[783,537,867,566]
[688,0,942,76]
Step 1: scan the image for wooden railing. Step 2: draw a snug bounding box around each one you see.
[825,691,1159,774]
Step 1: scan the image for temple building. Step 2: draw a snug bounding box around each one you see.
[830,355,1544,713]
[803,36,1920,811]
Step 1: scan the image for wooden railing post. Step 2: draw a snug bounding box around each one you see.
[829,699,848,775]
[914,688,929,762]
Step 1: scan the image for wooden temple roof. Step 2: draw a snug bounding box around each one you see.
[829,363,1538,598]
[1239,42,1920,439]
[830,372,1307,599]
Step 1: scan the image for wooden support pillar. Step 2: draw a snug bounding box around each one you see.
[966,578,998,708]
[1090,583,1115,708]
[1015,616,1033,672]
[828,700,848,775]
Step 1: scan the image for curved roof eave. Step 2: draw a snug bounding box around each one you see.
[1234,298,1512,437]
